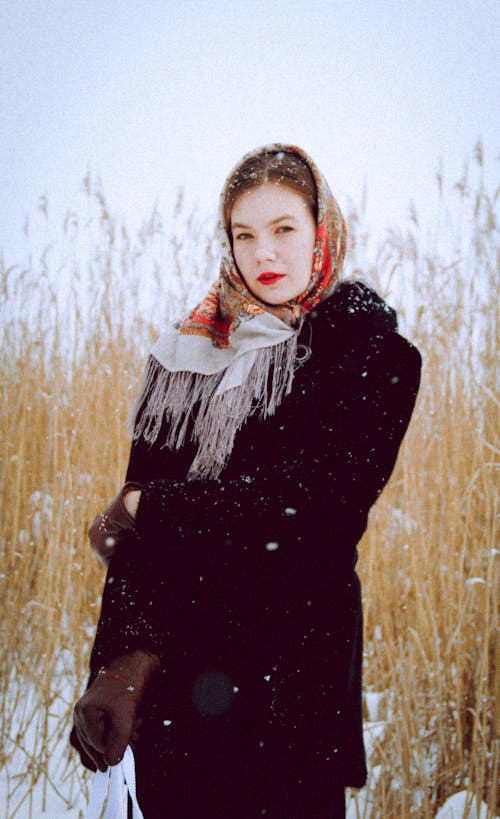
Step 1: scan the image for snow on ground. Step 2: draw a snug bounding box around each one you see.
[434,791,494,819]
[0,681,497,818]
[0,662,90,818]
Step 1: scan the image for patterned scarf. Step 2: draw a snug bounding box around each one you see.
[131,144,347,479]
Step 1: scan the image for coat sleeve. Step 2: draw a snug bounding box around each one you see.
[88,329,421,670]
[320,330,422,517]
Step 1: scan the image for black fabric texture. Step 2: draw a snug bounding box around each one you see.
[83,281,421,810]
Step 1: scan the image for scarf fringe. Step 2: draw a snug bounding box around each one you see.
[129,334,299,480]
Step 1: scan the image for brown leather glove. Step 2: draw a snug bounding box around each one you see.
[88,482,143,567]
[72,649,160,771]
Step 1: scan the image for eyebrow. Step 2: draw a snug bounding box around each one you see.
[231,214,298,230]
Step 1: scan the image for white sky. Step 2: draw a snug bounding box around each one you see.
[0,0,498,265]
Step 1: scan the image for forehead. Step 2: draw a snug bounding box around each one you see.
[230,183,311,225]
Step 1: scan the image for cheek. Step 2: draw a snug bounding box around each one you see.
[233,245,250,279]
[295,236,315,268]
[232,244,243,268]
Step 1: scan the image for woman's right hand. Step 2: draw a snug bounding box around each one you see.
[72,649,160,771]
[88,483,143,567]
[123,488,141,517]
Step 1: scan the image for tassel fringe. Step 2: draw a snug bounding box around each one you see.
[129,335,299,480]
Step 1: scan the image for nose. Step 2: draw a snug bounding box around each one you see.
[254,237,277,263]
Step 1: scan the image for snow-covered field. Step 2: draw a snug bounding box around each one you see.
[1,680,495,819]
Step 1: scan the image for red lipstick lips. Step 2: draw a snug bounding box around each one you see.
[257,272,285,285]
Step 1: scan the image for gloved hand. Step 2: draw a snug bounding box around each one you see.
[72,649,160,771]
[88,482,143,567]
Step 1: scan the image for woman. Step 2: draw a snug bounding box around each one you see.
[72,145,421,818]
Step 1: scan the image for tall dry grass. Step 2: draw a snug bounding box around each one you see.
[0,145,498,817]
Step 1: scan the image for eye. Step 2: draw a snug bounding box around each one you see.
[234,232,253,241]
[276,225,294,234]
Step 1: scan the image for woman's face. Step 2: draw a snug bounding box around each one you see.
[230,183,316,304]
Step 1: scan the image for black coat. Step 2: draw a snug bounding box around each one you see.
[87,282,421,816]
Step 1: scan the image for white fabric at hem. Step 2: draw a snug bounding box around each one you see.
[85,745,144,819]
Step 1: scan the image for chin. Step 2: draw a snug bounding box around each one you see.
[252,287,296,305]
[259,293,289,305]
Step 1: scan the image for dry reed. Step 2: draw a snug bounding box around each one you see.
[0,145,498,817]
